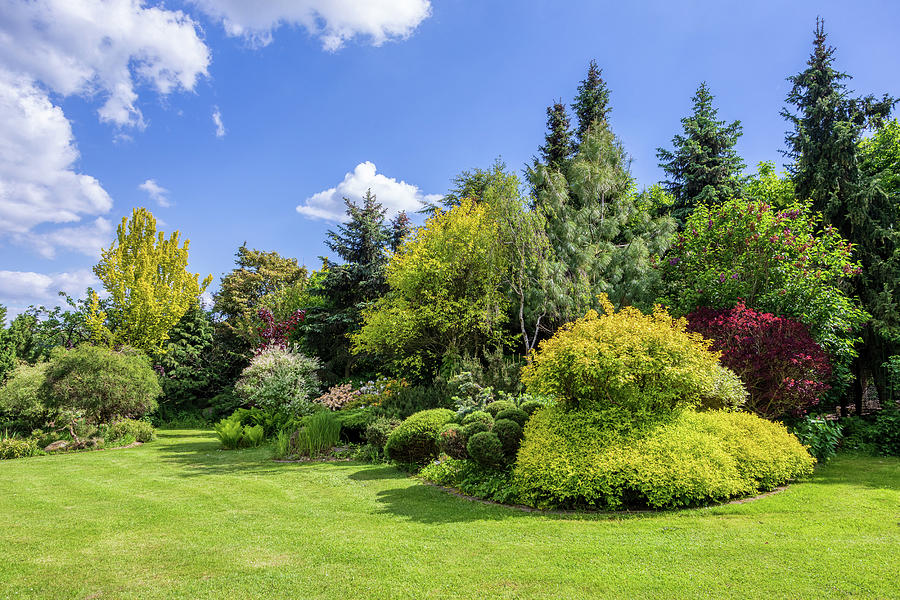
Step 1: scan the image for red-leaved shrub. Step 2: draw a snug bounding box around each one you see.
[687,302,831,419]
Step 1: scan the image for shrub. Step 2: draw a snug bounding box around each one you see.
[384,408,454,465]
[467,431,504,469]
[375,384,451,420]
[514,405,814,510]
[315,383,360,411]
[521,297,720,418]
[0,437,38,460]
[419,458,520,504]
[234,346,320,415]
[495,408,528,427]
[333,407,375,443]
[700,364,748,411]
[791,415,842,461]
[295,411,341,457]
[214,418,244,450]
[492,418,522,458]
[438,423,468,459]
[687,303,831,418]
[364,416,401,451]
[0,363,53,433]
[42,345,161,423]
[243,424,265,448]
[107,419,155,444]
[462,410,494,428]
[870,406,900,456]
[485,400,516,418]
[519,400,546,417]
[461,420,491,440]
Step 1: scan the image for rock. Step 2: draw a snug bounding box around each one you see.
[44,440,68,452]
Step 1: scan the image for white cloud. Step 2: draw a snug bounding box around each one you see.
[212,106,226,138]
[15,217,114,260]
[139,178,172,207]
[0,269,99,316]
[191,0,431,50]
[297,161,439,221]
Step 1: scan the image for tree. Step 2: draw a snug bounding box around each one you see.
[538,100,575,170]
[0,306,15,383]
[89,208,212,354]
[742,162,796,209]
[571,59,611,143]
[432,158,511,212]
[657,82,745,225]
[388,211,412,252]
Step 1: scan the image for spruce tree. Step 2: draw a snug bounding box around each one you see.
[538,100,575,170]
[657,82,745,226]
[571,60,611,143]
[388,211,412,252]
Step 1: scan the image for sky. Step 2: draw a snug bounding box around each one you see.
[1,0,899,318]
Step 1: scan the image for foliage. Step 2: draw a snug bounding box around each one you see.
[492,418,523,458]
[742,162,796,209]
[495,408,528,427]
[214,418,243,450]
[466,431,505,469]
[519,400,546,417]
[514,406,815,509]
[364,416,401,452]
[255,307,305,351]
[538,100,575,170]
[0,437,39,460]
[438,423,468,459]
[869,406,900,456]
[233,346,320,415]
[687,304,832,418]
[0,306,14,383]
[521,297,720,418]
[0,362,53,433]
[353,198,511,378]
[243,424,265,448]
[484,400,516,418]
[294,411,342,457]
[107,419,156,444]
[791,416,842,461]
[657,82,745,225]
[699,363,748,411]
[374,383,450,420]
[315,383,360,411]
[89,208,212,353]
[660,197,867,397]
[384,408,454,465]
[332,407,374,443]
[42,345,161,424]
[6,298,98,365]
[571,59,611,142]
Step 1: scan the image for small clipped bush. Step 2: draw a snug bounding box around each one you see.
[521,297,720,417]
[234,346,320,415]
[485,400,516,418]
[519,400,546,417]
[514,405,814,510]
[365,416,401,451]
[107,419,155,444]
[214,418,244,450]
[438,423,468,459]
[42,345,161,423]
[466,431,504,468]
[495,408,528,427]
[384,408,454,465]
[0,437,38,460]
[461,420,491,440]
[493,418,522,457]
[462,410,494,428]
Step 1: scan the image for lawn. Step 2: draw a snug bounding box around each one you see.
[1,431,897,600]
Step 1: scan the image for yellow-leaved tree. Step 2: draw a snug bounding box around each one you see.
[88,207,212,354]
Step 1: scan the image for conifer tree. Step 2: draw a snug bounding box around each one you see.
[538,100,575,170]
[388,211,412,253]
[571,60,611,143]
[657,82,745,226]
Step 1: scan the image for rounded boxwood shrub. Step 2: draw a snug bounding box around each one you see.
[467,431,504,468]
[495,407,528,427]
[385,408,454,465]
[364,416,401,451]
[492,418,522,457]
[438,423,468,459]
[461,420,491,440]
[42,345,161,423]
[484,400,515,418]
[521,297,721,417]
[462,410,494,428]
[519,400,546,417]
[514,405,815,510]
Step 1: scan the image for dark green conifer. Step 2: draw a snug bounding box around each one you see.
[571,60,611,143]
[538,100,575,171]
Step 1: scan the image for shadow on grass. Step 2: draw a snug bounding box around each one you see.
[811,453,900,491]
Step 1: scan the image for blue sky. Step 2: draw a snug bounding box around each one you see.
[1,0,899,316]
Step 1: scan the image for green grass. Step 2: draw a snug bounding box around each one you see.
[0,430,897,599]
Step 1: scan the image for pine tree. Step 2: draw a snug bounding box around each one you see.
[388,211,412,253]
[538,100,575,170]
[657,82,745,226]
[571,60,611,143]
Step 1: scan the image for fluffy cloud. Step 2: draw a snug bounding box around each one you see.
[139,179,171,207]
[191,0,431,50]
[297,161,439,221]
[212,106,226,138]
[0,269,100,316]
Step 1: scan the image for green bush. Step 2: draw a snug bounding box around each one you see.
[214,418,244,450]
[521,298,721,418]
[107,419,155,444]
[0,363,53,433]
[419,458,520,504]
[484,400,516,418]
[295,411,341,457]
[519,400,546,417]
[438,423,468,459]
[514,406,815,510]
[333,407,375,443]
[791,415,842,461]
[700,364,748,411]
[42,345,161,423]
[495,408,528,427]
[364,416,401,451]
[467,431,504,469]
[375,384,451,420]
[493,418,522,458]
[234,346,320,415]
[870,406,900,456]
[243,424,265,448]
[0,437,39,460]
[384,408,454,465]
[462,410,494,428]
[461,420,491,440]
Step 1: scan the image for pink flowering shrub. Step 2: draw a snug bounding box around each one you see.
[315,383,360,411]
[687,302,831,419]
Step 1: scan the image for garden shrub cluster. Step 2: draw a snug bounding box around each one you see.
[384,408,454,465]
[107,419,156,444]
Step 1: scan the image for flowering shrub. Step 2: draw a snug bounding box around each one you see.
[314,383,360,410]
[234,346,320,415]
[687,303,831,419]
[659,199,867,397]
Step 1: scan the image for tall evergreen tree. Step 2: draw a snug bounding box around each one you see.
[388,211,412,253]
[657,82,745,226]
[782,18,896,413]
[538,100,575,170]
[571,60,611,143]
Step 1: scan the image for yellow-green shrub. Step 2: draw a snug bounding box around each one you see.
[514,406,814,510]
[521,297,720,417]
